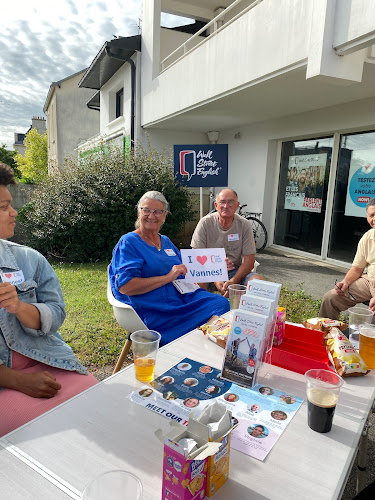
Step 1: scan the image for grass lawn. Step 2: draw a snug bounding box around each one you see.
[53,263,322,370]
[53,262,128,369]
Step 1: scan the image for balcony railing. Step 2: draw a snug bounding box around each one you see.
[160,0,263,73]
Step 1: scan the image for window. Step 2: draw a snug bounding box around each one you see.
[274,137,333,255]
[116,89,124,118]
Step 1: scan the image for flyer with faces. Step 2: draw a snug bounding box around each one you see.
[128,358,303,461]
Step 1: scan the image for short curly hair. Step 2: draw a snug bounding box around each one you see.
[0,163,16,186]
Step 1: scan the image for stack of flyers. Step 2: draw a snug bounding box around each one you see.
[221,310,268,388]
[246,280,282,354]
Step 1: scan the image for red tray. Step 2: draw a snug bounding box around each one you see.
[270,323,332,374]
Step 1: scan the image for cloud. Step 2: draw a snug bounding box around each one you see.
[0,0,142,148]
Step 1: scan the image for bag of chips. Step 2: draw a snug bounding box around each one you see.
[199,315,231,348]
[323,327,370,377]
[303,317,348,332]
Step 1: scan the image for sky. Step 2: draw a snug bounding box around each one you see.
[0,0,189,149]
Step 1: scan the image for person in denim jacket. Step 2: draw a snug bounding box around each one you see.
[0,164,97,435]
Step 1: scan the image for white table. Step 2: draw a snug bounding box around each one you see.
[1,329,375,500]
[0,444,70,499]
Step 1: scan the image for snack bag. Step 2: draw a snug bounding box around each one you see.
[323,327,370,377]
[273,307,286,346]
[199,315,231,348]
[303,317,348,332]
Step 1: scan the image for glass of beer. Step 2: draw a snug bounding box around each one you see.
[228,284,247,310]
[359,324,375,369]
[130,330,161,383]
[305,369,344,433]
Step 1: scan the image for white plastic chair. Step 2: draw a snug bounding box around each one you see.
[107,271,147,374]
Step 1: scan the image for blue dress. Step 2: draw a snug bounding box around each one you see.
[109,232,230,345]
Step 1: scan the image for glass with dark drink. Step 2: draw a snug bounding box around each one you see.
[305,369,344,433]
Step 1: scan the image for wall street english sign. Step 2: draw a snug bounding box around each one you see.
[173,144,228,187]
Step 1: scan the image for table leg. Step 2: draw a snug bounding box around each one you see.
[356,420,371,494]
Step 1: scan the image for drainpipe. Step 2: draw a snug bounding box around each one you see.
[105,47,136,148]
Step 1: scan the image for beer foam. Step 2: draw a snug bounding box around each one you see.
[359,328,375,339]
[307,388,338,408]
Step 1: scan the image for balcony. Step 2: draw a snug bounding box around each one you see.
[141,0,375,132]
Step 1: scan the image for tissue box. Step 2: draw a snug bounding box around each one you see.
[273,307,286,346]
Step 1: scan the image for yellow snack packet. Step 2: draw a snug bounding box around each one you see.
[323,327,370,377]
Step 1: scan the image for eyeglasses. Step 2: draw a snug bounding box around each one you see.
[335,279,356,301]
[217,200,237,207]
[139,207,166,217]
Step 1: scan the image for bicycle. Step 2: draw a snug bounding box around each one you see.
[238,204,268,252]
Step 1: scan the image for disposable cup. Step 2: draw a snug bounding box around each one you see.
[359,324,375,369]
[130,330,161,383]
[228,284,247,310]
[348,305,373,348]
[82,470,142,500]
[305,369,344,433]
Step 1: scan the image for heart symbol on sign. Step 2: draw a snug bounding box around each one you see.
[196,256,207,265]
[5,274,12,278]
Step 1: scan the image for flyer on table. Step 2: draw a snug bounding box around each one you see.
[128,358,303,461]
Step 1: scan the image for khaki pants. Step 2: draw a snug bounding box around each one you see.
[319,276,375,319]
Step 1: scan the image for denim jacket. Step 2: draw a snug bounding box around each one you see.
[0,240,87,381]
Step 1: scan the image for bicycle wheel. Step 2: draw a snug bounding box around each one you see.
[246,216,268,252]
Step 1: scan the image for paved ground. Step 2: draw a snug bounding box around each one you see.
[256,248,374,499]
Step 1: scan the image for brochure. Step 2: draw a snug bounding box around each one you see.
[221,309,268,388]
[128,358,303,461]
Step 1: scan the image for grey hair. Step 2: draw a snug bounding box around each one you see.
[366,198,375,210]
[216,188,238,201]
[135,191,169,229]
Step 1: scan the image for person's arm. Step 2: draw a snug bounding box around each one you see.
[119,264,187,296]
[0,364,61,398]
[215,255,255,296]
[335,266,364,295]
[0,282,41,329]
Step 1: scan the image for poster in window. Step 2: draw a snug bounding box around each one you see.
[284,154,327,213]
[344,149,375,217]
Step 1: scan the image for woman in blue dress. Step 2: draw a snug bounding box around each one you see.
[109,191,230,345]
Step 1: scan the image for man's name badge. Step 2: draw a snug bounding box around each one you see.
[164,249,176,256]
[228,233,239,241]
[0,270,25,285]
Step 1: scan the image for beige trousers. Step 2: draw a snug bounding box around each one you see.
[319,276,375,320]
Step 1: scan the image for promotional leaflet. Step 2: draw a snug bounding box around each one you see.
[221,310,268,388]
[128,358,303,461]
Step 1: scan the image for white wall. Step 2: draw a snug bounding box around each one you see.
[55,72,99,168]
[142,0,313,126]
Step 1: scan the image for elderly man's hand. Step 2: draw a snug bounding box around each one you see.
[225,258,236,271]
[214,281,226,295]
[334,279,349,296]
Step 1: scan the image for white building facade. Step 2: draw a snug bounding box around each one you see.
[80,0,375,266]
[140,0,375,267]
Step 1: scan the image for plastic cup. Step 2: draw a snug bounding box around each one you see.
[130,330,161,383]
[348,305,374,349]
[305,369,344,433]
[359,324,375,368]
[228,284,247,310]
[82,470,142,500]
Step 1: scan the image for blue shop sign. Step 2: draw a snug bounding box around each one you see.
[174,144,228,187]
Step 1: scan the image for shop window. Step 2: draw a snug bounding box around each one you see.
[328,131,375,262]
[274,137,333,255]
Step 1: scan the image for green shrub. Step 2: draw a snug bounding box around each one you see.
[18,145,194,261]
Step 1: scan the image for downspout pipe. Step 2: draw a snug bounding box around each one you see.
[105,47,136,148]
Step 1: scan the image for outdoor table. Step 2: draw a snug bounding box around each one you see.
[1,328,375,499]
[0,444,71,499]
